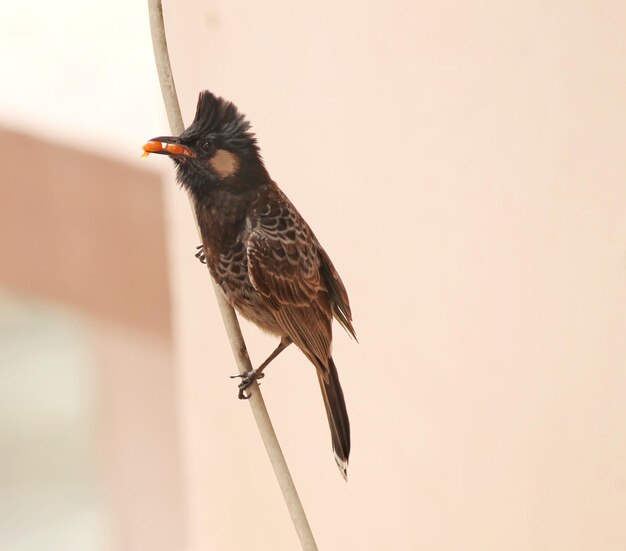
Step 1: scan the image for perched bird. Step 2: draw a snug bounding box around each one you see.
[143,91,356,479]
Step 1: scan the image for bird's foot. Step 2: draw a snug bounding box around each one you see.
[195,245,206,264]
[230,369,265,400]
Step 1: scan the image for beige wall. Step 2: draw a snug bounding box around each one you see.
[160,1,626,550]
[0,130,171,338]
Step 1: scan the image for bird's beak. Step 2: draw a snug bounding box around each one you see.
[142,136,195,159]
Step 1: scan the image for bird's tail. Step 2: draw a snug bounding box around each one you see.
[317,357,351,480]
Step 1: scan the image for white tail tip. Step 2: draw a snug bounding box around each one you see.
[334,450,348,481]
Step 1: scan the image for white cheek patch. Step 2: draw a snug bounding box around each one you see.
[209,149,240,178]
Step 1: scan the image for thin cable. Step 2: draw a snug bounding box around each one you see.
[147,2,318,549]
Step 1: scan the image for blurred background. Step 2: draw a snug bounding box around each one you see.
[1,1,625,550]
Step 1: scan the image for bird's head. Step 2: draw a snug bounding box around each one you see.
[143,91,264,193]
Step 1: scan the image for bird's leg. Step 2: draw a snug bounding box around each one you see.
[195,244,206,264]
[231,336,292,399]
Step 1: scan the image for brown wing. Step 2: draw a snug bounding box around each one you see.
[246,196,334,379]
[319,247,356,340]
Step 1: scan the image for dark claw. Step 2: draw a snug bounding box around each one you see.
[195,244,206,264]
[231,370,265,400]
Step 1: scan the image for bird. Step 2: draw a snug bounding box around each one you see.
[143,90,356,479]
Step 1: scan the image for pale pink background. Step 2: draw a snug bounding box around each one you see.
[162,1,626,550]
[0,1,624,550]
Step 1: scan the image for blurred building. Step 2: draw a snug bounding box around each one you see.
[0,129,182,550]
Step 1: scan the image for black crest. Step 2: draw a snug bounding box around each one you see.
[184,90,258,152]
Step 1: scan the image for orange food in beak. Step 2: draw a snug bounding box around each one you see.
[142,140,164,158]
[141,140,195,158]
[165,143,193,156]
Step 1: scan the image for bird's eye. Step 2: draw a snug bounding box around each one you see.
[200,140,214,154]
